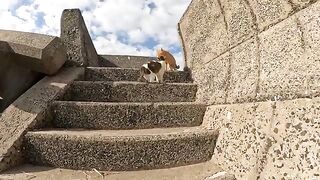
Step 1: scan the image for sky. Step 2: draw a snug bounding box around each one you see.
[0,0,191,68]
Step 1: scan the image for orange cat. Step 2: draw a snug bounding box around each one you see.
[156,48,179,71]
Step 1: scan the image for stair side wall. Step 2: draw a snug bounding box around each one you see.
[179,0,320,179]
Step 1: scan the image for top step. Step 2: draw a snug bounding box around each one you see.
[85,67,192,83]
[98,55,155,68]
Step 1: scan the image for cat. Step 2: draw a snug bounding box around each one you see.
[156,48,180,71]
[138,60,167,83]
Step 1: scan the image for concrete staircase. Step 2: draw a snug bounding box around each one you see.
[23,65,218,171]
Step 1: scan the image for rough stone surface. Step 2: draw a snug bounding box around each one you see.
[85,67,193,83]
[64,81,197,102]
[0,30,66,75]
[247,0,292,31]
[260,98,320,179]
[227,38,259,103]
[203,101,274,179]
[24,127,217,171]
[98,55,156,68]
[0,161,221,180]
[193,52,230,105]
[0,68,83,172]
[61,9,99,67]
[258,15,310,101]
[52,101,206,129]
[221,0,255,45]
[178,0,229,70]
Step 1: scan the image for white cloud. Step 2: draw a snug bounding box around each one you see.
[0,0,192,68]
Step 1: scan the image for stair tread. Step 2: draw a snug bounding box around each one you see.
[1,161,222,180]
[53,100,206,106]
[27,126,216,139]
[74,80,194,86]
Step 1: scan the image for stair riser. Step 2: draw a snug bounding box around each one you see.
[64,82,197,102]
[52,102,206,129]
[85,68,192,83]
[24,133,217,171]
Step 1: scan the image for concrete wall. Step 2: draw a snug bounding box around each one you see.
[61,9,99,67]
[179,0,320,179]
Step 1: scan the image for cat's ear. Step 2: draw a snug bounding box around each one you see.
[160,48,163,51]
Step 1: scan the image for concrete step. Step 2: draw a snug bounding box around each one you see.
[85,67,192,83]
[63,81,197,102]
[98,55,155,68]
[52,101,206,129]
[0,161,222,180]
[24,127,217,171]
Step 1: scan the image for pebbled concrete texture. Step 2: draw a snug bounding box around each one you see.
[61,9,99,67]
[203,97,320,179]
[247,0,292,31]
[180,0,320,104]
[85,67,193,83]
[0,161,222,180]
[0,68,83,172]
[24,127,218,171]
[64,81,197,102]
[98,55,156,68]
[52,101,206,129]
[0,30,66,75]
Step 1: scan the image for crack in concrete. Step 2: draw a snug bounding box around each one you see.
[217,0,228,31]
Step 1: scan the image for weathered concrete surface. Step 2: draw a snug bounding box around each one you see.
[180,0,320,104]
[64,81,197,102]
[0,41,43,112]
[99,55,156,68]
[0,30,66,75]
[0,68,83,172]
[203,97,320,179]
[85,67,192,83]
[52,101,206,129]
[61,9,99,67]
[0,161,221,180]
[24,127,217,171]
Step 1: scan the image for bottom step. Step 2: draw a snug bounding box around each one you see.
[0,161,222,180]
[24,127,218,171]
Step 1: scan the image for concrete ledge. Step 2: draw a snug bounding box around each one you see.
[64,81,197,102]
[98,55,156,68]
[61,9,99,67]
[0,30,66,75]
[52,101,206,129]
[24,127,217,171]
[85,67,193,83]
[0,67,83,172]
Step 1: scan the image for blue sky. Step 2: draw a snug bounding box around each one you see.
[0,0,191,67]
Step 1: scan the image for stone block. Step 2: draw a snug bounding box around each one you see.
[247,0,292,31]
[179,0,229,71]
[0,30,66,75]
[258,15,308,101]
[260,98,320,179]
[221,0,255,45]
[193,52,230,105]
[61,9,99,67]
[296,1,320,97]
[227,37,259,103]
[203,101,274,179]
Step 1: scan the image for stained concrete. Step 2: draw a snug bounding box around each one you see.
[24,127,217,171]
